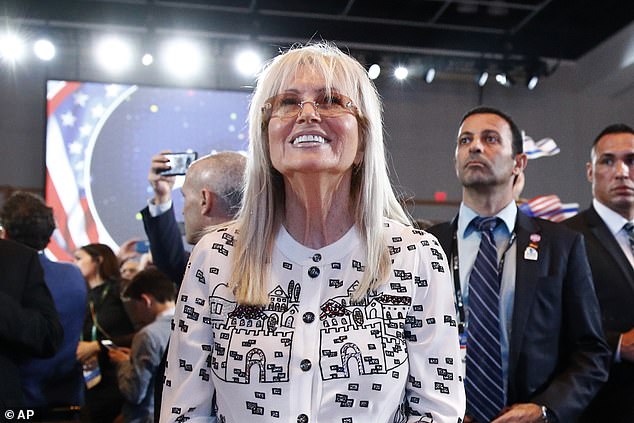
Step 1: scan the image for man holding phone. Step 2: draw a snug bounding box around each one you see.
[140,150,246,284]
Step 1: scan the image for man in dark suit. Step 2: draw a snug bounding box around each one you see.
[564,123,634,422]
[1,191,87,414]
[0,237,63,407]
[140,151,245,283]
[428,106,609,423]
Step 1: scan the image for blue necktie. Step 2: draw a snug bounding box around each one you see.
[465,216,505,423]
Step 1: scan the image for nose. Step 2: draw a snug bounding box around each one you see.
[296,101,321,123]
[468,136,484,153]
[615,160,630,178]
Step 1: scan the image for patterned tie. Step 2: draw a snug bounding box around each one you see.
[465,216,505,423]
[623,222,634,254]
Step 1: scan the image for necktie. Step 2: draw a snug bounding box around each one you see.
[623,222,634,254]
[465,216,505,423]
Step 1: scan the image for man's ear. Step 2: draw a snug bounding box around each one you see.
[586,162,593,183]
[200,189,215,216]
[513,153,528,175]
[140,293,153,308]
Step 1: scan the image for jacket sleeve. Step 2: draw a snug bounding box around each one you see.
[404,230,466,422]
[530,233,610,422]
[0,247,63,358]
[141,205,188,285]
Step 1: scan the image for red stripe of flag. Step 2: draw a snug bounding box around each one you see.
[79,197,99,243]
[47,81,81,117]
[45,171,77,254]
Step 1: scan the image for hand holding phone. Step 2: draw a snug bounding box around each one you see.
[100,339,117,350]
[159,152,198,176]
[135,240,150,254]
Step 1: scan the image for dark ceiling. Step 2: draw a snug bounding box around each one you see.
[5,0,633,61]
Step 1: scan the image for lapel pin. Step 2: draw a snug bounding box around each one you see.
[524,246,538,261]
[524,232,541,261]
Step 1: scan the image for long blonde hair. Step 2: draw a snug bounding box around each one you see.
[230,43,410,305]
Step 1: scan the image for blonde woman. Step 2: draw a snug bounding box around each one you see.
[161,43,465,423]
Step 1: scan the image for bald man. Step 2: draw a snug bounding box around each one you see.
[140,151,246,284]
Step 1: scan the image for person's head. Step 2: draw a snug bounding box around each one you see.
[247,42,384,211]
[0,191,55,250]
[455,106,527,195]
[120,258,140,281]
[587,123,634,219]
[181,151,246,244]
[74,243,120,283]
[232,42,409,305]
[122,268,176,327]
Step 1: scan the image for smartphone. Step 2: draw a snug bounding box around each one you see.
[135,240,150,254]
[159,152,198,176]
[100,339,117,350]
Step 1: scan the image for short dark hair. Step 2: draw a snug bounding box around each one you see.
[592,123,634,147]
[0,192,55,250]
[123,268,177,303]
[460,106,523,155]
[80,243,121,281]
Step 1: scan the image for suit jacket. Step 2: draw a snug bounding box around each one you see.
[0,239,63,407]
[20,255,88,407]
[428,211,610,422]
[564,205,634,422]
[141,205,188,285]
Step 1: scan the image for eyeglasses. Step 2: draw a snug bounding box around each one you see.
[262,91,358,121]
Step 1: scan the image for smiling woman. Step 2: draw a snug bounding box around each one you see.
[160,43,465,423]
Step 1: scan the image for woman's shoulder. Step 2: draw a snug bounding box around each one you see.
[382,217,440,245]
[196,220,241,248]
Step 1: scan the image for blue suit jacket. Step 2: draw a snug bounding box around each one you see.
[20,254,88,407]
[428,210,610,422]
[565,205,634,422]
[141,205,188,285]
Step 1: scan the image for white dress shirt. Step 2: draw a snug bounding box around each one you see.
[456,201,517,393]
[593,198,634,268]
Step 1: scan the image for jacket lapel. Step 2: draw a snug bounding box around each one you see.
[507,212,543,395]
[586,206,634,291]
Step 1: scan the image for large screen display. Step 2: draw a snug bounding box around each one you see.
[45,80,250,261]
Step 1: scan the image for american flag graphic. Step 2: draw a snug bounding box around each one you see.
[46,81,136,261]
[519,195,579,222]
[45,81,251,262]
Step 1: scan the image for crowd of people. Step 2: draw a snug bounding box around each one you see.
[0,42,633,423]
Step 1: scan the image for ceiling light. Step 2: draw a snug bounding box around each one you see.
[394,66,408,80]
[527,75,539,90]
[368,64,381,80]
[0,33,26,63]
[477,71,489,87]
[162,39,203,79]
[425,68,436,84]
[141,53,154,66]
[95,36,133,73]
[235,50,262,77]
[34,38,56,61]
[495,73,508,86]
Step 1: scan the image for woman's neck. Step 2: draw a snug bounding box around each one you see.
[283,172,355,249]
[88,275,106,289]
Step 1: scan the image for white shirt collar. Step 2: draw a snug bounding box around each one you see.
[458,200,517,238]
[593,198,630,236]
